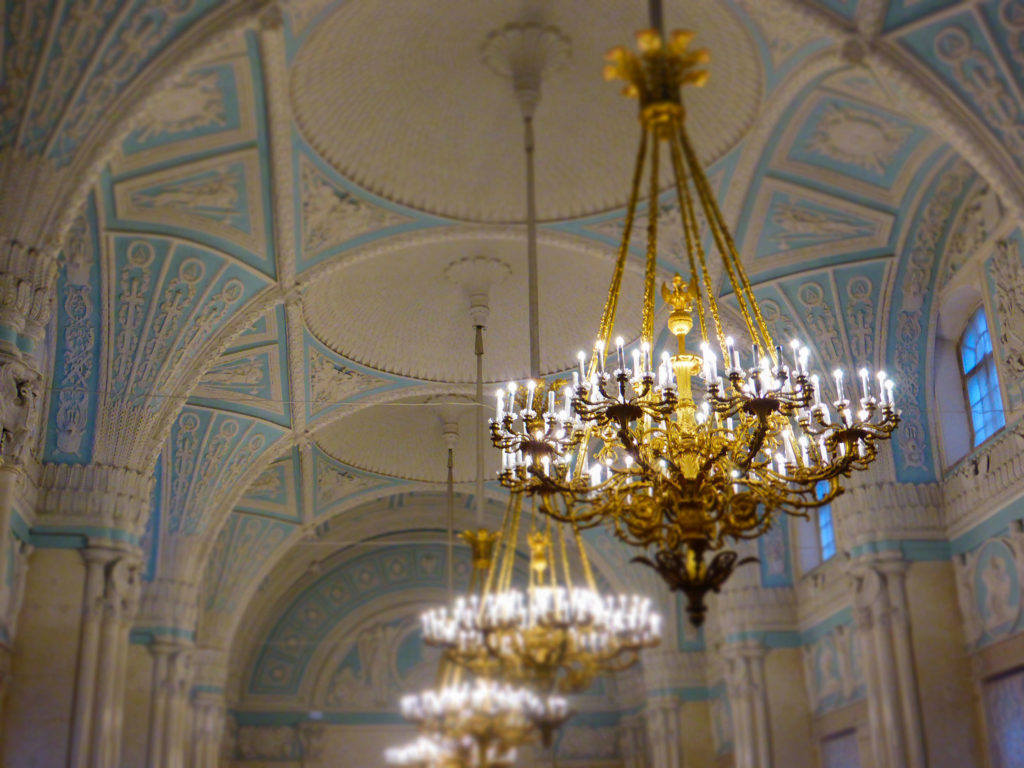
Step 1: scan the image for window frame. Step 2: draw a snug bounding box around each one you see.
[957,305,1005,448]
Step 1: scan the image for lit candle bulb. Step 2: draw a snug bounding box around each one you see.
[547,389,555,415]
[596,340,606,374]
[641,341,651,375]
[726,336,736,371]
[632,348,641,379]
[799,346,810,375]
[833,369,846,400]
[577,350,586,382]
[811,374,822,406]
[496,389,505,420]
[859,367,870,399]
[885,379,895,405]
[616,336,626,372]
[563,386,572,415]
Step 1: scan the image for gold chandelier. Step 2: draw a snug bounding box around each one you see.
[489,25,899,625]
[422,497,662,695]
[391,532,573,768]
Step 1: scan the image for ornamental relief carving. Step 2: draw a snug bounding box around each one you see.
[934,25,1024,168]
[55,211,97,456]
[0,360,40,466]
[300,159,408,256]
[891,160,974,473]
[805,103,913,175]
[953,524,1024,649]
[989,238,1024,408]
[308,348,379,415]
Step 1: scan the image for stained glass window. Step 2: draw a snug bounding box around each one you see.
[960,307,1005,446]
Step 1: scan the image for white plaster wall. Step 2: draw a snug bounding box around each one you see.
[907,562,984,767]
[767,648,814,768]
[2,548,84,767]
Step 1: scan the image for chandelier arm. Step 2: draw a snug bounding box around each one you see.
[481,494,516,603]
[667,122,711,348]
[555,518,574,592]
[678,124,777,359]
[641,128,660,345]
[569,517,598,592]
[595,128,650,354]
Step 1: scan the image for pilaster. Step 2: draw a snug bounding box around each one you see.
[147,639,193,768]
[70,546,143,768]
[849,553,925,768]
[722,641,772,768]
[189,647,230,768]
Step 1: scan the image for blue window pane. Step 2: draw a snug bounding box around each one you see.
[819,508,836,561]
[815,481,835,561]
[961,307,1005,447]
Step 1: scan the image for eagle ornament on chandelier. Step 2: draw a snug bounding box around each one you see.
[489,17,900,627]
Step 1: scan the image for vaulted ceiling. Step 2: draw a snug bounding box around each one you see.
[7,0,1024,705]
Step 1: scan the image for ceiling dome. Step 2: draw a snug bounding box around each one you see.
[290,0,762,223]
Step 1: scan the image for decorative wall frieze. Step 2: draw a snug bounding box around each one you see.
[235,723,325,761]
[0,235,58,348]
[715,585,798,637]
[38,463,154,542]
[641,649,709,693]
[943,423,1024,539]
[137,578,200,636]
[833,480,945,550]
[795,556,851,630]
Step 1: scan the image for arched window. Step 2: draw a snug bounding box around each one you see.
[959,307,1004,446]
[795,481,836,574]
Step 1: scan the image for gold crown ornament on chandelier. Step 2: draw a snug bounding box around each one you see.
[489,18,899,627]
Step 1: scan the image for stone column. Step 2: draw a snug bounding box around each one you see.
[147,639,194,768]
[68,548,143,768]
[850,554,926,768]
[645,695,682,768]
[723,641,772,768]
[188,647,230,768]
[619,713,647,768]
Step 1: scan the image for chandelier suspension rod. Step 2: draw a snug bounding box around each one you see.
[648,0,665,36]
[476,324,485,524]
[447,446,455,600]
[523,109,541,379]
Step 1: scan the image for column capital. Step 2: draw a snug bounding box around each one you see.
[0,236,58,356]
[39,463,154,543]
[137,578,199,640]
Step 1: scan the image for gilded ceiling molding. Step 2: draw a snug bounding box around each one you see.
[37,462,154,543]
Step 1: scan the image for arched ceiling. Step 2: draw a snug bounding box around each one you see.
[19,0,1024,662]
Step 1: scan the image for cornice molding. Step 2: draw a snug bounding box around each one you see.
[943,423,1024,540]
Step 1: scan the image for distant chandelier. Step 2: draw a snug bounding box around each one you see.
[422,498,661,694]
[489,17,900,625]
[392,532,573,768]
